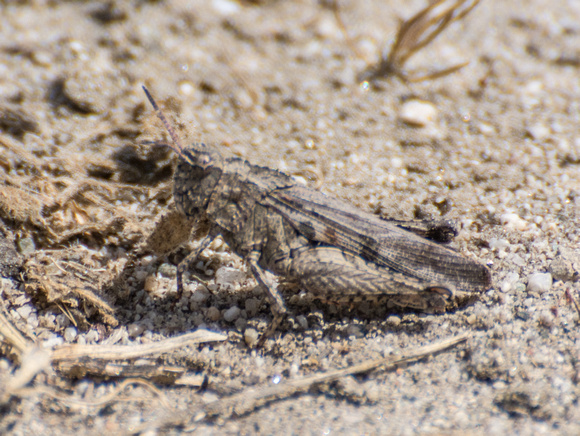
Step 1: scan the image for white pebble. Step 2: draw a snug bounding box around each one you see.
[212,0,239,15]
[244,328,259,347]
[191,285,211,303]
[500,213,528,231]
[399,100,437,127]
[216,267,245,290]
[43,334,64,348]
[500,272,520,293]
[527,123,550,141]
[64,326,78,342]
[15,304,33,320]
[489,238,510,251]
[223,306,241,322]
[85,329,99,343]
[527,272,553,294]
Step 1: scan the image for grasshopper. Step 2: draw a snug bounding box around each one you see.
[142,86,491,341]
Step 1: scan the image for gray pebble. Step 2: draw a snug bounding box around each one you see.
[346,324,364,338]
[191,285,211,303]
[235,317,247,331]
[244,298,261,317]
[549,258,578,282]
[127,323,145,338]
[296,315,309,330]
[216,267,245,289]
[223,305,241,322]
[17,237,36,256]
[206,306,221,322]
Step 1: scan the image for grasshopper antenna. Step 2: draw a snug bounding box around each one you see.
[142,85,187,159]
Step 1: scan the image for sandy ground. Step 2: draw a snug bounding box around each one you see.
[1,0,579,434]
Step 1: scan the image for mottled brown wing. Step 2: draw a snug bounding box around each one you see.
[264,185,490,292]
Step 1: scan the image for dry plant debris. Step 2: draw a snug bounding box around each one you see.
[346,0,481,83]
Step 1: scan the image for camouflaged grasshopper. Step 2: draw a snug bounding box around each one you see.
[142,86,491,340]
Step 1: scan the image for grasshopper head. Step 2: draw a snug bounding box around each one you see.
[142,86,225,217]
[173,141,224,216]
[181,142,223,171]
[173,143,223,217]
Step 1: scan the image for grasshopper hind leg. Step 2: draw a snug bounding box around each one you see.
[289,246,455,312]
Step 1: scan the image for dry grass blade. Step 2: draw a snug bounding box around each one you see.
[163,332,469,426]
[360,0,480,83]
[0,309,32,358]
[51,329,227,363]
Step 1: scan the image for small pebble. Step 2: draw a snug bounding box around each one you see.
[235,317,247,331]
[157,263,177,279]
[127,323,145,338]
[386,315,401,327]
[43,334,64,348]
[244,298,261,317]
[144,275,158,293]
[211,0,239,15]
[527,272,553,294]
[399,100,437,127]
[17,237,35,255]
[64,326,78,342]
[62,70,117,114]
[15,304,33,320]
[526,123,550,141]
[85,329,99,343]
[135,270,148,281]
[216,267,245,290]
[346,324,364,338]
[244,328,260,347]
[549,259,578,282]
[191,285,211,303]
[223,305,241,322]
[206,306,221,322]
[500,213,528,231]
[296,315,309,330]
[489,238,510,251]
[500,272,520,293]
